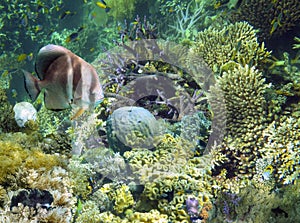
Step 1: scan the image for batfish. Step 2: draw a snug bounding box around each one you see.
[23,44,104,119]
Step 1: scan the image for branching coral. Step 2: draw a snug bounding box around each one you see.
[209,64,268,178]
[230,0,300,40]
[167,1,205,40]
[191,22,270,73]
[261,116,300,185]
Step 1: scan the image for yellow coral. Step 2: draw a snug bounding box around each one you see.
[114,184,134,214]
[191,22,270,72]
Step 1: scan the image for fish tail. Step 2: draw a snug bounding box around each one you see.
[22,69,41,101]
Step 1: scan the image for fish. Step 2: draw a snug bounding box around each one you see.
[59,10,76,20]
[65,32,79,43]
[17,53,28,62]
[23,44,104,119]
[96,0,111,13]
[17,53,34,62]
[65,26,84,43]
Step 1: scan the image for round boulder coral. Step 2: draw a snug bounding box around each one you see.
[106,106,162,154]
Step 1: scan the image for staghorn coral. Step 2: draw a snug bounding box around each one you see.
[261,115,300,185]
[209,64,268,178]
[216,64,268,138]
[230,0,300,40]
[191,22,270,73]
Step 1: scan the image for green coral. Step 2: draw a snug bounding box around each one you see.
[0,88,18,132]
[123,134,213,222]
[105,0,136,21]
[191,21,270,73]
[106,106,163,154]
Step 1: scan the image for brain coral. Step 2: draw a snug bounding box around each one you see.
[106,106,163,154]
[191,22,270,73]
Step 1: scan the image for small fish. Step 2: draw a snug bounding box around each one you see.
[34,24,43,32]
[270,12,282,35]
[262,165,273,181]
[59,10,76,20]
[17,53,34,62]
[17,53,28,62]
[96,0,111,13]
[65,32,79,43]
[23,44,104,119]
[89,11,97,20]
[65,26,84,43]
[21,15,28,27]
[11,89,18,98]
[214,0,229,9]
[27,53,34,61]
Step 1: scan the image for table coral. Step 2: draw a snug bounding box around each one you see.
[191,22,270,73]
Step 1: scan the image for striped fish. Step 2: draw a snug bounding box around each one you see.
[23,44,104,119]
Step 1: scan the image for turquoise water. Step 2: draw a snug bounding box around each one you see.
[0,0,299,222]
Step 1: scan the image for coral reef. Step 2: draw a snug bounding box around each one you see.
[191,22,270,73]
[230,0,300,40]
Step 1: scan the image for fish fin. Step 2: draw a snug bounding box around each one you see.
[23,69,40,101]
[71,107,86,120]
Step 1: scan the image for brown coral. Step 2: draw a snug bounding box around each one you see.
[230,0,300,40]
